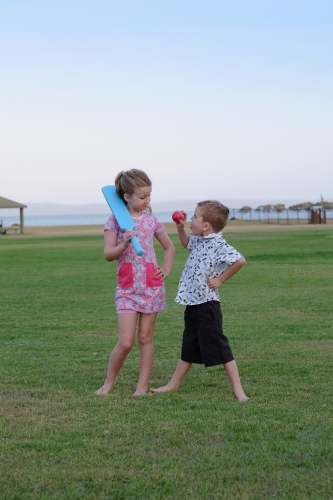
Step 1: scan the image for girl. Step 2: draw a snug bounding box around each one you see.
[96,169,175,395]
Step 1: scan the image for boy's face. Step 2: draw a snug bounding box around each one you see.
[190,206,206,236]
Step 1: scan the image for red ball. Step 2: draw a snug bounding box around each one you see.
[172,210,185,224]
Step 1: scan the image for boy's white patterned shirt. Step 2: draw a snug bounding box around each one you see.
[175,233,243,306]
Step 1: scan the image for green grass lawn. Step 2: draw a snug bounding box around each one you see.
[1,228,333,499]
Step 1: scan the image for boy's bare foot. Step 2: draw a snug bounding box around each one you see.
[95,384,113,396]
[149,384,175,393]
[234,391,249,402]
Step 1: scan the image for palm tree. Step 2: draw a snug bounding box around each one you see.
[289,202,314,210]
[314,200,333,209]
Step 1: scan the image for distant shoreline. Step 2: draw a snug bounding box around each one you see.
[0,207,322,228]
[4,220,331,238]
[0,198,319,217]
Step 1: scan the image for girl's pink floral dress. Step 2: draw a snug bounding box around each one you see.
[104,212,166,313]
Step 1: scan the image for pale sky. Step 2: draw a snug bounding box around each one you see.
[1,0,332,205]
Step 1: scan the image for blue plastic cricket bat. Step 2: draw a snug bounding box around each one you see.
[101,185,144,256]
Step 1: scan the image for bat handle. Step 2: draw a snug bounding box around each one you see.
[131,236,144,256]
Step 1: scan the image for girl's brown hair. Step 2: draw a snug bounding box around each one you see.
[115,169,152,212]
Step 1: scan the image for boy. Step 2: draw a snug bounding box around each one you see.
[150,200,249,402]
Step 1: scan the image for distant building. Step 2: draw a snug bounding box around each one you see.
[310,206,326,224]
[0,196,27,234]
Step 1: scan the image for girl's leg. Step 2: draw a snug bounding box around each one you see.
[95,313,138,395]
[223,360,249,402]
[134,313,158,395]
[150,360,192,393]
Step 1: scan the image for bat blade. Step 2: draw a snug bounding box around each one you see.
[101,185,144,256]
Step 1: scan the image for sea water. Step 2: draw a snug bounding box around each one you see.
[0,212,176,227]
[0,210,318,227]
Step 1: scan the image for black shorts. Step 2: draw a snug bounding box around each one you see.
[181,301,234,367]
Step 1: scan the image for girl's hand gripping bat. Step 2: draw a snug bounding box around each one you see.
[101,185,144,256]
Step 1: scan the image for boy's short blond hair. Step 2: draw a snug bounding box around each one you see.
[197,200,229,232]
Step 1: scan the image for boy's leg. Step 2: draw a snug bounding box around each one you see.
[150,305,195,393]
[150,360,192,393]
[135,312,158,395]
[95,313,138,395]
[223,360,249,402]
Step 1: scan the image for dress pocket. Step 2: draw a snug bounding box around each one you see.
[146,262,163,287]
[118,263,133,288]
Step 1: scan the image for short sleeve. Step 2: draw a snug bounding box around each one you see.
[220,242,243,266]
[152,215,165,236]
[187,235,197,251]
[104,215,119,232]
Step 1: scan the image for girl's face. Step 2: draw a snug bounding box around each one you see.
[125,186,152,214]
[190,206,205,236]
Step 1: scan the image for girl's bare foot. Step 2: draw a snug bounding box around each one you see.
[95,384,113,396]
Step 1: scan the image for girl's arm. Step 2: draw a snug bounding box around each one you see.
[104,229,136,262]
[207,256,246,290]
[154,230,175,279]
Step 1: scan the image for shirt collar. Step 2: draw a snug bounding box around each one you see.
[198,232,222,240]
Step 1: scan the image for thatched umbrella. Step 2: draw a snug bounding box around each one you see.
[262,204,274,223]
[239,205,252,220]
[274,204,286,224]
[255,205,263,221]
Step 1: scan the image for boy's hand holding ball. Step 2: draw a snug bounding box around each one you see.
[172,210,186,224]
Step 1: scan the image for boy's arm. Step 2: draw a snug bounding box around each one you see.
[207,256,246,290]
[175,217,190,249]
[177,225,190,248]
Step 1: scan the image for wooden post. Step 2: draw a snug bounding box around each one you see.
[20,207,24,234]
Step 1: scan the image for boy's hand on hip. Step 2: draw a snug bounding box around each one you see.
[207,276,223,290]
